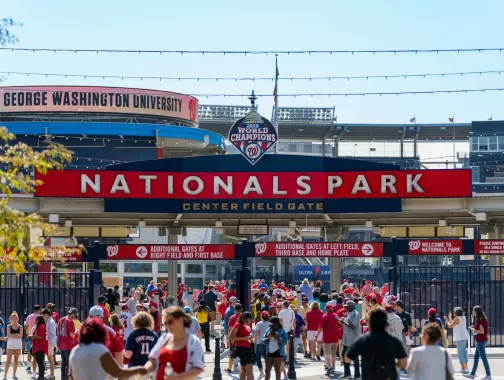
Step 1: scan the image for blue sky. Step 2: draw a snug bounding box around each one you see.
[1,0,503,126]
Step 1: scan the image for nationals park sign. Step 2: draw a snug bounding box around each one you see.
[34,155,472,214]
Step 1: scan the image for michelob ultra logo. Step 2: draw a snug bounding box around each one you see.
[228,110,277,165]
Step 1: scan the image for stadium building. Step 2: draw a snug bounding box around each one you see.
[0,85,498,287]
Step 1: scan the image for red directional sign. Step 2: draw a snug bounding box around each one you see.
[254,242,383,258]
[105,244,234,260]
[408,240,462,255]
[475,240,504,255]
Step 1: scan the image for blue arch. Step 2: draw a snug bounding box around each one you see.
[0,121,226,150]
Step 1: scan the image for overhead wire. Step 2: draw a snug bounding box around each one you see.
[2,47,504,55]
[1,69,504,82]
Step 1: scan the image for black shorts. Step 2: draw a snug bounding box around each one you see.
[230,344,238,359]
[236,346,252,365]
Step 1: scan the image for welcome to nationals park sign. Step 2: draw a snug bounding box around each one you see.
[49,240,504,263]
[34,154,472,214]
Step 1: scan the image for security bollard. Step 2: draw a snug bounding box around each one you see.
[213,337,222,380]
[288,335,297,380]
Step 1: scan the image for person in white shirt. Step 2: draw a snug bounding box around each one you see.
[118,305,134,342]
[444,307,470,374]
[407,323,455,380]
[277,300,295,363]
[69,317,147,380]
[42,308,57,380]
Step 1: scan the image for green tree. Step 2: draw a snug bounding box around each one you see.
[0,19,75,273]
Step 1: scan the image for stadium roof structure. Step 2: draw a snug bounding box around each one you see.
[198,105,472,141]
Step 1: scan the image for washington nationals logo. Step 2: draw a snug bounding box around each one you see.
[409,240,421,251]
[255,242,267,256]
[188,98,197,121]
[107,245,119,257]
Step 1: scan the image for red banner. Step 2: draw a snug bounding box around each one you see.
[105,244,234,260]
[474,240,504,255]
[408,240,462,255]
[254,242,383,258]
[35,169,472,199]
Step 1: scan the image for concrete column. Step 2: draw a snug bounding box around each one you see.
[152,262,158,283]
[251,257,257,277]
[276,258,282,277]
[296,290,302,309]
[327,227,348,291]
[322,138,327,157]
[168,233,179,298]
[332,137,339,157]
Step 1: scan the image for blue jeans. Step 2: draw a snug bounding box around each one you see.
[471,341,491,376]
[342,345,360,378]
[255,343,266,371]
[455,340,468,365]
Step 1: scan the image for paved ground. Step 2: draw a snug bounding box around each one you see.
[2,348,504,379]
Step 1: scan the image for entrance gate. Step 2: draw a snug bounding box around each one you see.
[0,272,92,323]
[395,265,504,347]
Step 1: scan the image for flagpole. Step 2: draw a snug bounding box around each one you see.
[273,54,279,154]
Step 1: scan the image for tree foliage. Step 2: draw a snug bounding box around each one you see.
[0,128,74,273]
[0,18,21,46]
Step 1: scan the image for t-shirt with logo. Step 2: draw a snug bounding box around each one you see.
[119,312,134,340]
[125,328,159,367]
[57,316,76,351]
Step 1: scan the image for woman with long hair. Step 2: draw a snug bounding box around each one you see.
[4,311,23,379]
[30,316,48,380]
[466,305,491,379]
[444,307,470,374]
[254,312,270,379]
[69,318,147,380]
[262,316,288,380]
[146,306,204,380]
[406,323,455,380]
[109,314,125,352]
[229,312,254,380]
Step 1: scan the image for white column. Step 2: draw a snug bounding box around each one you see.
[152,263,158,284]
[168,234,179,297]
[276,258,282,277]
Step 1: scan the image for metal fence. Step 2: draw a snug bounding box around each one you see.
[0,272,91,325]
[394,266,504,347]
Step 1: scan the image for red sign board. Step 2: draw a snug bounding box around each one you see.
[474,240,504,255]
[35,169,472,200]
[408,240,462,255]
[105,244,234,260]
[254,242,383,258]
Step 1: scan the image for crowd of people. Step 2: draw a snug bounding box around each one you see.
[0,277,494,380]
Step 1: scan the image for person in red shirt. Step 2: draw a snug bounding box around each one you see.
[57,308,77,380]
[372,288,384,305]
[305,301,324,361]
[97,296,110,320]
[229,312,254,380]
[225,304,243,374]
[317,304,340,375]
[228,285,237,299]
[109,314,125,352]
[470,305,491,378]
[336,303,349,362]
[73,306,124,364]
[217,297,229,320]
[31,315,48,380]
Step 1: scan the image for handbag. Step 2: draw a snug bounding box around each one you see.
[445,350,453,380]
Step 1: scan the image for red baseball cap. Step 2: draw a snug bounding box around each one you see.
[150,302,159,309]
[325,304,334,311]
[428,308,437,315]
[261,311,269,317]
[385,305,395,312]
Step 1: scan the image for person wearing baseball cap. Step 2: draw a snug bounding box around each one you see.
[149,302,162,335]
[316,304,339,375]
[58,308,78,380]
[96,296,110,321]
[395,300,413,354]
[46,302,60,324]
[424,308,445,345]
[183,306,202,338]
[338,300,361,379]
[384,304,404,342]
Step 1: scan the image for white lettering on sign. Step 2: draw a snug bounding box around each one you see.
[139,175,157,194]
[214,176,233,195]
[407,174,424,193]
[81,174,100,193]
[381,175,397,194]
[296,176,311,195]
[183,176,204,195]
[351,175,372,194]
[110,174,130,194]
[327,176,343,194]
[243,176,263,195]
[273,176,287,195]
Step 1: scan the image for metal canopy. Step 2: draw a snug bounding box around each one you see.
[10,194,504,228]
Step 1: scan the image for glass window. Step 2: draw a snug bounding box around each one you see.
[99,262,118,272]
[124,277,151,288]
[303,144,312,153]
[479,137,489,151]
[288,144,297,153]
[490,136,498,150]
[186,264,202,274]
[206,265,217,276]
[124,262,152,273]
[471,137,479,151]
[499,137,504,151]
[158,263,168,272]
